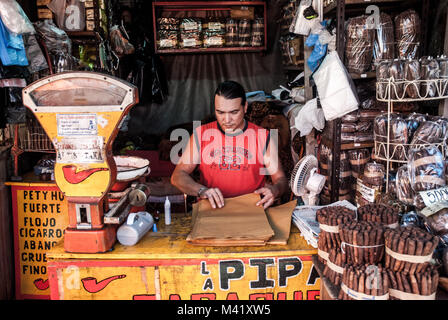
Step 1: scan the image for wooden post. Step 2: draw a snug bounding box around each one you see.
[0,145,13,299]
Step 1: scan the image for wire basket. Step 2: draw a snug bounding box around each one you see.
[17,122,54,152]
[376,78,448,102]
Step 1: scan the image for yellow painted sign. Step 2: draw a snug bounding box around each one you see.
[48,256,320,300]
[11,185,68,299]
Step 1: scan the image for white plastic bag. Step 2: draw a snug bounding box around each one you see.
[290,0,318,36]
[312,51,359,121]
[0,0,35,35]
[294,98,325,136]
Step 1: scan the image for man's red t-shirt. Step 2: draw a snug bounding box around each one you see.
[194,120,270,198]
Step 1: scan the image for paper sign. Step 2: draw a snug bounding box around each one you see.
[57,114,98,136]
[419,186,448,208]
[55,136,104,163]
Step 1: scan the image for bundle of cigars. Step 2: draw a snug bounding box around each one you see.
[357,203,400,228]
[384,226,439,274]
[338,264,390,300]
[316,206,357,264]
[340,221,385,265]
[387,265,439,300]
[323,248,346,286]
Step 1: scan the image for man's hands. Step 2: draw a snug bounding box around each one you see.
[255,185,277,209]
[199,187,225,209]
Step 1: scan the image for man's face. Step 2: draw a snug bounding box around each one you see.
[214,95,248,133]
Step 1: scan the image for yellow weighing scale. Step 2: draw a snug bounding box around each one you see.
[22,71,139,253]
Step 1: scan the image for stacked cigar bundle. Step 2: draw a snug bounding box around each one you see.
[388,265,439,300]
[338,264,390,300]
[316,206,357,264]
[323,248,347,286]
[384,227,439,273]
[357,204,400,228]
[340,221,385,265]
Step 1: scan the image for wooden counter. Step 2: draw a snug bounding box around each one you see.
[47,213,320,300]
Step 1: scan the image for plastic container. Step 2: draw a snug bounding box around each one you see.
[117,211,154,246]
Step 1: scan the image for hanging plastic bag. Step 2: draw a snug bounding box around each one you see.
[0,17,28,66]
[293,98,325,136]
[34,20,72,55]
[23,34,48,73]
[290,0,318,36]
[110,25,135,58]
[312,51,359,121]
[0,0,35,35]
[47,0,67,29]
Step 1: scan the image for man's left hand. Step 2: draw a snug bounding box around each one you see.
[254,186,277,209]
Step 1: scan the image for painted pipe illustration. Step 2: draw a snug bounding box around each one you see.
[34,278,49,290]
[62,165,108,184]
[81,274,126,293]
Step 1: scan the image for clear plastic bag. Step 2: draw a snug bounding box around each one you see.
[348,148,370,179]
[420,56,440,98]
[410,120,443,145]
[403,58,420,98]
[373,13,395,62]
[395,164,414,205]
[406,112,426,142]
[362,162,385,187]
[389,59,405,99]
[376,59,391,98]
[110,25,135,57]
[0,0,35,35]
[395,9,421,60]
[345,15,375,73]
[225,18,238,47]
[238,19,251,47]
[251,18,264,47]
[408,146,445,193]
[290,0,315,36]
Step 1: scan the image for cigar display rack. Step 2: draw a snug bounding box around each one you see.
[374,77,448,192]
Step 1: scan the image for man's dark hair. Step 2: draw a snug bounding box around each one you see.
[214,80,246,106]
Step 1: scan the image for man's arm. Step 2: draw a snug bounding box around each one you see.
[170,134,224,208]
[255,135,288,209]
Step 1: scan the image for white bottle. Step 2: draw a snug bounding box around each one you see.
[164,196,171,225]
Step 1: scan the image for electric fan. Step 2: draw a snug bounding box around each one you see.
[290,155,326,206]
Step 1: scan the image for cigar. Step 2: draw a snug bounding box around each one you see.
[404,239,415,274]
[409,273,419,295]
[421,272,428,296]
[401,272,411,294]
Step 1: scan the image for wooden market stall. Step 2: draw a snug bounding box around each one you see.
[46,214,320,300]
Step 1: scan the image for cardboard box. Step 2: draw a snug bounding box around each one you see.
[84,0,94,8]
[86,20,95,31]
[86,8,95,20]
[36,0,51,6]
[37,8,53,19]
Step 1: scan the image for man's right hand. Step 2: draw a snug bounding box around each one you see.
[200,187,225,209]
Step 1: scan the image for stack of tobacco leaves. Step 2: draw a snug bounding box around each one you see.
[316,206,357,264]
[340,221,385,265]
[338,264,390,300]
[323,248,347,286]
[357,204,400,228]
[387,265,439,300]
[384,226,439,273]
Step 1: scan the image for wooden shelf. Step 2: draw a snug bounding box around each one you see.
[349,71,376,80]
[155,46,265,54]
[153,0,267,54]
[324,0,409,15]
[322,136,374,151]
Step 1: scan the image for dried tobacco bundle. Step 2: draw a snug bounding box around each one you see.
[338,264,389,300]
[323,248,347,286]
[317,206,357,255]
[384,226,439,274]
[340,221,385,265]
[388,265,439,300]
[357,203,400,228]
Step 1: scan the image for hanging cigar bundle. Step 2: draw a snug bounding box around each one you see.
[316,206,357,263]
[387,265,439,300]
[338,264,390,300]
[357,203,400,229]
[323,248,347,286]
[384,227,439,274]
[340,221,385,265]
